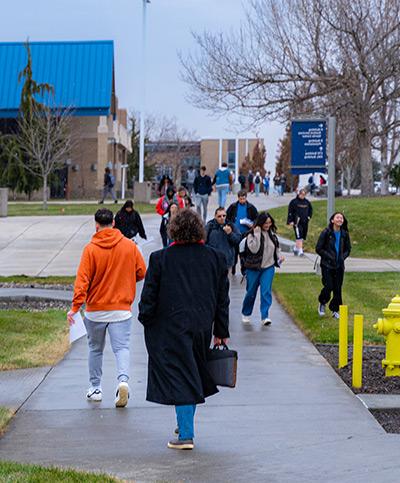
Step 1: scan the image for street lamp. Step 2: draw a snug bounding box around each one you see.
[139,0,151,183]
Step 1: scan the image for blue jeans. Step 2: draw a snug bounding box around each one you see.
[255,183,260,196]
[242,266,275,319]
[217,185,229,208]
[175,404,196,440]
[83,317,132,388]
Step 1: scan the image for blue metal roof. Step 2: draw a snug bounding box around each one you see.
[0,40,114,118]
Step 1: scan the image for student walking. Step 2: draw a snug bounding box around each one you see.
[67,209,146,406]
[99,167,117,204]
[213,162,232,208]
[287,189,312,256]
[114,200,147,241]
[254,171,262,197]
[273,173,281,195]
[263,172,271,196]
[185,166,196,195]
[316,212,351,319]
[156,187,184,247]
[193,166,213,222]
[206,207,241,270]
[241,212,284,326]
[138,209,230,450]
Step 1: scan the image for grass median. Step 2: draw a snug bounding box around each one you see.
[273,272,400,344]
[0,407,14,435]
[0,275,75,286]
[0,309,68,370]
[0,461,120,482]
[7,202,154,217]
[269,196,400,259]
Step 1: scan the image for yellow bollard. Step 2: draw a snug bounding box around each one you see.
[338,305,348,368]
[352,314,363,389]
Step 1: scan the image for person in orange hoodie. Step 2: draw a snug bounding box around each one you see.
[67,209,146,407]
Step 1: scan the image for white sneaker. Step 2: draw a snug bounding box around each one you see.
[261,318,272,326]
[242,315,251,324]
[293,247,299,256]
[318,303,326,316]
[86,387,102,402]
[115,382,129,408]
[332,311,340,319]
[298,250,304,257]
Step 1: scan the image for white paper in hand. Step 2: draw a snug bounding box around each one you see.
[69,312,87,343]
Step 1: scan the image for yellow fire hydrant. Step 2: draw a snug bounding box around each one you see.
[373,295,400,377]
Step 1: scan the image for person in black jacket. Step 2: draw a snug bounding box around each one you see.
[206,207,241,269]
[287,189,313,256]
[316,212,351,319]
[193,166,213,222]
[114,200,147,240]
[226,190,258,275]
[138,209,230,451]
[99,167,117,204]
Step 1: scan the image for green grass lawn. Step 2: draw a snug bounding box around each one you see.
[273,272,400,344]
[7,202,154,217]
[0,275,75,285]
[269,196,400,259]
[0,310,69,370]
[0,461,120,482]
[0,407,14,435]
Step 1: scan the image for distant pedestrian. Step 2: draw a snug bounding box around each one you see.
[226,190,258,275]
[263,171,271,196]
[241,212,284,326]
[67,209,146,406]
[307,173,317,195]
[280,173,287,195]
[156,187,184,247]
[273,173,281,195]
[206,207,241,269]
[185,167,196,195]
[254,171,261,197]
[158,175,173,197]
[287,189,312,257]
[316,212,351,319]
[138,209,230,451]
[319,175,326,186]
[213,162,232,208]
[178,186,194,208]
[99,167,117,204]
[247,170,254,193]
[193,166,213,222]
[238,172,246,190]
[114,200,147,241]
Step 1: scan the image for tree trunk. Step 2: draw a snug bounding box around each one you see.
[380,135,389,195]
[43,174,48,210]
[346,165,352,196]
[358,128,374,196]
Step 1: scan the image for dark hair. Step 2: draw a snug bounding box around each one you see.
[254,211,277,233]
[105,167,111,174]
[238,189,247,198]
[168,208,205,243]
[121,200,134,211]
[166,186,175,198]
[178,186,186,192]
[95,208,113,226]
[329,211,349,231]
[214,206,226,215]
[201,166,206,171]
[221,162,228,167]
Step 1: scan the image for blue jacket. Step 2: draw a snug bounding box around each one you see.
[205,219,241,268]
[214,168,231,186]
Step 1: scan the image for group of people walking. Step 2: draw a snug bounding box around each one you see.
[68,172,351,451]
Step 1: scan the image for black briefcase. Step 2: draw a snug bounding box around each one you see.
[207,344,238,388]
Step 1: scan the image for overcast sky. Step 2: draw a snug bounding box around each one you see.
[1,0,284,171]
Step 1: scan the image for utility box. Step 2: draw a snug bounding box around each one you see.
[134,181,152,203]
[0,188,8,217]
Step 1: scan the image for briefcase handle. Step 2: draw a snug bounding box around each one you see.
[213,343,229,350]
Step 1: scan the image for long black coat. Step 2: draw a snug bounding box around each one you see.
[138,243,230,406]
[316,227,351,269]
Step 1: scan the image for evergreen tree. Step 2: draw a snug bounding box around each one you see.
[275,125,298,192]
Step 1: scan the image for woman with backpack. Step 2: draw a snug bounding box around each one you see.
[241,212,284,326]
[254,171,261,197]
[114,200,147,241]
[316,212,351,319]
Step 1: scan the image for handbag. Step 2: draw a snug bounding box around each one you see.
[207,343,238,388]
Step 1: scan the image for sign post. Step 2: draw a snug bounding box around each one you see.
[291,118,335,224]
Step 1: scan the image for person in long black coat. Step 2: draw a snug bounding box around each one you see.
[114,200,147,240]
[138,209,230,451]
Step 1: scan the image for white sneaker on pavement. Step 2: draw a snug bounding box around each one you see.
[86,387,102,402]
[242,315,251,324]
[261,318,272,326]
[115,382,129,408]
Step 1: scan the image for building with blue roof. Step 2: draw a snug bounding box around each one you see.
[0,40,131,199]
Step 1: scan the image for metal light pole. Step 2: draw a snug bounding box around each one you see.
[327,116,336,223]
[139,0,150,183]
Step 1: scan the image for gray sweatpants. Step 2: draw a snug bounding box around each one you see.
[195,193,209,222]
[83,317,132,388]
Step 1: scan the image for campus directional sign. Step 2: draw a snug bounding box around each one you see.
[290,120,327,174]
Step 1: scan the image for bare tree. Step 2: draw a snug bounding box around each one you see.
[181,0,400,195]
[17,103,74,209]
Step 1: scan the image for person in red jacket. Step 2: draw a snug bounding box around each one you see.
[67,209,146,407]
[156,186,184,247]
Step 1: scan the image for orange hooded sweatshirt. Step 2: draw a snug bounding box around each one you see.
[72,228,146,313]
